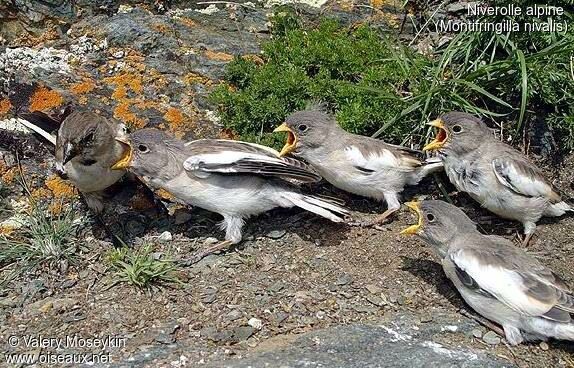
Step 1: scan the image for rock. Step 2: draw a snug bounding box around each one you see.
[266,229,286,239]
[472,328,483,339]
[365,284,382,294]
[204,237,219,245]
[158,231,173,242]
[366,294,385,307]
[225,310,243,321]
[174,210,192,225]
[232,326,255,341]
[203,314,510,367]
[539,341,549,351]
[248,317,263,330]
[419,313,433,323]
[267,281,285,293]
[482,331,501,345]
[335,273,353,286]
[25,297,76,316]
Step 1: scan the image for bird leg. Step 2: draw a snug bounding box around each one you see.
[459,308,505,337]
[181,240,233,266]
[521,222,536,247]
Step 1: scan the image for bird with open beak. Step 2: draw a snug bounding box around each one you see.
[19,109,128,213]
[423,112,572,246]
[274,107,443,226]
[110,128,349,259]
[401,200,574,345]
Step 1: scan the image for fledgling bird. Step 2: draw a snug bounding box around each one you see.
[274,108,443,225]
[110,128,349,256]
[401,200,574,345]
[423,112,572,245]
[19,109,128,213]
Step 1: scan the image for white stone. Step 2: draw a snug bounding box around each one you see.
[248,317,263,330]
[158,231,173,242]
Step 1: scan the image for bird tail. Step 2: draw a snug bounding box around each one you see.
[283,193,350,223]
[408,156,443,185]
[17,112,60,146]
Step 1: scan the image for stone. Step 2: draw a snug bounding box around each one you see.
[226,310,243,321]
[335,273,353,286]
[204,237,219,245]
[365,284,382,294]
[539,341,549,351]
[248,317,263,330]
[472,328,483,339]
[266,229,286,239]
[233,326,255,341]
[158,231,173,242]
[482,331,501,345]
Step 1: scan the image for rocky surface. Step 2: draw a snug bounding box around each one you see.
[1,2,574,368]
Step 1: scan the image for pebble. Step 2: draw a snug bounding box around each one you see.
[158,231,173,242]
[471,328,483,339]
[335,273,353,286]
[482,331,501,345]
[365,284,382,294]
[113,50,125,58]
[225,310,243,321]
[233,326,255,341]
[204,237,219,245]
[268,281,285,293]
[419,313,433,323]
[366,294,385,307]
[266,230,286,239]
[248,317,263,330]
[539,341,549,351]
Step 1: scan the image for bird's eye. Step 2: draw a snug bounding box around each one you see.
[426,213,436,222]
[81,131,95,144]
[138,144,149,153]
[298,124,309,132]
[452,125,463,134]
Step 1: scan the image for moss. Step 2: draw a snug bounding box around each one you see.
[210,17,426,146]
[29,86,64,112]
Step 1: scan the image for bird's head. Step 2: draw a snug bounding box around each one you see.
[56,111,126,166]
[110,128,184,180]
[274,107,338,157]
[423,112,493,155]
[400,200,477,256]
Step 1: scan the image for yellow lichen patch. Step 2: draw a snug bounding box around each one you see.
[152,23,169,33]
[241,54,265,66]
[45,176,77,198]
[29,86,64,112]
[48,201,64,215]
[184,72,212,86]
[31,187,53,200]
[0,98,12,117]
[156,188,176,202]
[1,167,18,184]
[163,107,189,138]
[70,79,96,95]
[0,160,7,175]
[0,225,15,236]
[178,17,197,28]
[113,102,146,129]
[78,96,88,105]
[204,50,234,62]
[104,72,144,96]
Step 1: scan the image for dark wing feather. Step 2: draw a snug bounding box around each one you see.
[184,139,322,183]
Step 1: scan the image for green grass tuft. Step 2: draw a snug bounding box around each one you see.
[105,243,181,290]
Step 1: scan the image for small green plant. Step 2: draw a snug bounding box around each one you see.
[105,243,181,290]
[0,200,78,287]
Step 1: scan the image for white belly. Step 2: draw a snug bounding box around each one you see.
[65,161,124,193]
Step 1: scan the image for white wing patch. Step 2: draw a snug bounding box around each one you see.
[183,151,282,172]
[450,249,552,317]
[492,159,551,198]
[344,146,403,173]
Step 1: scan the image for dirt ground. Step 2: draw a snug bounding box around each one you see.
[1,149,573,367]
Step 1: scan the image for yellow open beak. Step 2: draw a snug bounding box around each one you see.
[110,138,133,170]
[273,122,298,157]
[423,119,448,151]
[400,201,423,235]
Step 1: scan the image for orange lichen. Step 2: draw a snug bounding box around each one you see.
[29,86,64,112]
[45,176,77,198]
[31,187,53,200]
[204,50,234,62]
[163,107,187,137]
[184,72,212,86]
[1,167,18,184]
[156,188,176,202]
[0,98,12,116]
[104,72,143,96]
[78,96,88,105]
[241,54,265,66]
[178,17,197,28]
[70,79,96,95]
[113,102,146,129]
[152,23,169,33]
[0,159,7,175]
[0,225,15,236]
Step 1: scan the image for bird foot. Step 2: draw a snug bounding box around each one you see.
[180,240,233,266]
[459,308,505,338]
